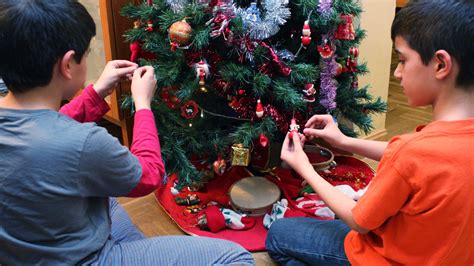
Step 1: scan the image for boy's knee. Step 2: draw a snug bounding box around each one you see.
[265,219,288,253]
[212,239,255,264]
[267,218,291,238]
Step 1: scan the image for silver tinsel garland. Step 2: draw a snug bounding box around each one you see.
[236,0,291,40]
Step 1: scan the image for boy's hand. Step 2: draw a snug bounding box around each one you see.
[280,132,310,173]
[94,60,138,98]
[131,66,157,110]
[303,115,347,149]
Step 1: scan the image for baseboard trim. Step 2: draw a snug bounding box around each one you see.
[363,128,388,140]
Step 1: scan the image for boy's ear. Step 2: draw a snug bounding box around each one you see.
[58,50,76,80]
[433,50,453,81]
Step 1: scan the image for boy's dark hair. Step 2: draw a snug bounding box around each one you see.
[391,0,474,89]
[0,0,96,93]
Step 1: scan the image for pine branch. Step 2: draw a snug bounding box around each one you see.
[228,118,277,147]
[252,72,272,97]
[289,63,320,84]
[219,62,253,83]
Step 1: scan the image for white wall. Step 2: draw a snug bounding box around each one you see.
[357,0,396,137]
[79,0,107,89]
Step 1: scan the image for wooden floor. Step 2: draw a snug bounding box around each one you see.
[118,50,433,265]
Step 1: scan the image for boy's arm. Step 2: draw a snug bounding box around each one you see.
[281,133,370,233]
[126,109,166,197]
[304,115,388,161]
[59,84,110,123]
[76,66,162,197]
[339,138,388,161]
[59,60,137,123]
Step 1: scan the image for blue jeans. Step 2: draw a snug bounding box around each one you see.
[266,217,350,266]
[90,198,255,265]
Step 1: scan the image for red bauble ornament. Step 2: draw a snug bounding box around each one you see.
[161,86,181,109]
[346,56,358,72]
[213,157,226,176]
[181,101,199,119]
[349,47,359,58]
[147,0,153,6]
[352,76,359,89]
[336,62,347,76]
[229,96,240,109]
[301,20,312,46]
[288,118,300,139]
[169,19,192,46]
[255,99,264,118]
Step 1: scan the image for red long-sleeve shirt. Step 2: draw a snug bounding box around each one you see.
[59,85,165,197]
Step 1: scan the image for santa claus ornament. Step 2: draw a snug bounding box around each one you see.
[195,60,210,92]
[169,19,193,51]
[288,118,300,139]
[302,83,316,102]
[301,20,312,46]
[259,133,268,147]
[146,20,154,32]
[255,99,264,118]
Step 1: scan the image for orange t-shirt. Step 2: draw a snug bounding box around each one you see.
[345,119,474,265]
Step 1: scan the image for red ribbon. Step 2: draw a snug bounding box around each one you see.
[259,42,292,76]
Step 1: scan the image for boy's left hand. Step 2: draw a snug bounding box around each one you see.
[94,60,138,98]
[280,132,310,173]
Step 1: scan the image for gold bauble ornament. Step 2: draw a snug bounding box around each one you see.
[169,19,192,45]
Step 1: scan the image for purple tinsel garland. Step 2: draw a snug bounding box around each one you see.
[320,54,338,111]
[318,0,337,111]
[318,0,333,19]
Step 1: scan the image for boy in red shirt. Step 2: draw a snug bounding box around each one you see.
[266,0,474,265]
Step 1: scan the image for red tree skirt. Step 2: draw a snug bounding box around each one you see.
[154,156,374,251]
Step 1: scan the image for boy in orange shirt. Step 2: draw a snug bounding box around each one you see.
[266,0,474,265]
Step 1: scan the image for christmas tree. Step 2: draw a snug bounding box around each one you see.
[121,0,386,190]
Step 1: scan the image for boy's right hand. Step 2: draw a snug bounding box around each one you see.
[131,66,157,110]
[94,60,138,98]
[303,114,347,149]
